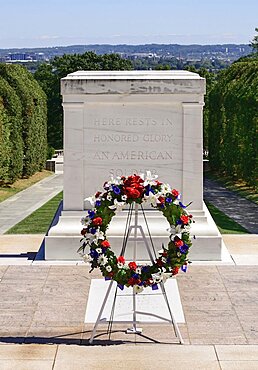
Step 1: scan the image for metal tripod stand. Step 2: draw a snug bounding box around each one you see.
[89,203,184,344]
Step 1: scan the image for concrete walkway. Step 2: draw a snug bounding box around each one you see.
[0,174,63,234]
[204,178,258,234]
[0,256,258,369]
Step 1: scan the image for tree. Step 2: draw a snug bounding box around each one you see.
[250,27,258,52]
[35,52,133,148]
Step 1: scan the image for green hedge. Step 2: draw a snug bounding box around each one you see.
[0,76,23,183]
[0,64,47,178]
[208,59,258,187]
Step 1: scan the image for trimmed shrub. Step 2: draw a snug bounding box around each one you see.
[208,60,258,187]
[0,64,47,177]
[0,76,23,183]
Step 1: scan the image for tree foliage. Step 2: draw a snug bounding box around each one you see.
[0,64,47,182]
[35,52,132,148]
[208,59,258,187]
[250,27,258,52]
[0,76,23,183]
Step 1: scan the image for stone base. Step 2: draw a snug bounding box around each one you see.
[44,202,226,261]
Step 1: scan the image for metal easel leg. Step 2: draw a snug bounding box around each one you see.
[160,280,184,344]
[89,280,114,344]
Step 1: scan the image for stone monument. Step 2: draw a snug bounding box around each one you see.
[44,70,225,260]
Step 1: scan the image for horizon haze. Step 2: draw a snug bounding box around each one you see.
[0,0,257,48]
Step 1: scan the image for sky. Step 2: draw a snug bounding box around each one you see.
[0,0,257,48]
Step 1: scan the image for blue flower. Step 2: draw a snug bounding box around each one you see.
[176,219,182,225]
[180,244,189,254]
[118,284,124,290]
[89,227,97,235]
[145,185,155,196]
[88,210,95,219]
[166,197,173,204]
[95,200,101,207]
[112,185,121,195]
[181,265,187,272]
[90,249,98,259]
[179,202,186,209]
[152,284,159,290]
[132,273,139,279]
[142,266,150,273]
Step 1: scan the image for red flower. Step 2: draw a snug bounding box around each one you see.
[101,240,110,248]
[180,215,189,225]
[127,277,135,286]
[171,189,179,198]
[174,236,184,247]
[123,175,144,198]
[156,258,163,267]
[95,191,101,198]
[128,261,137,270]
[172,266,179,275]
[125,187,141,199]
[92,217,103,226]
[158,196,165,204]
[117,256,125,264]
[81,228,87,236]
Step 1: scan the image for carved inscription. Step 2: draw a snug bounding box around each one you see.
[93,151,173,161]
[93,134,173,143]
[93,117,173,126]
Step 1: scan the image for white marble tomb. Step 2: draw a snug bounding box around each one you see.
[44,70,225,261]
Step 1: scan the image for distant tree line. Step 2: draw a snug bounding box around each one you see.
[34,52,132,149]
[0,64,47,184]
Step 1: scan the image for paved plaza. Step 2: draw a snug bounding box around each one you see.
[0,176,258,368]
[0,234,258,368]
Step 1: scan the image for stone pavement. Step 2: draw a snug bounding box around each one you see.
[0,264,258,369]
[204,178,258,234]
[0,234,258,369]
[0,174,63,234]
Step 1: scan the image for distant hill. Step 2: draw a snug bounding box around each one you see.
[0,43,252,59]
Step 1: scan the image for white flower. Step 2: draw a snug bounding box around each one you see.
[109,199,125,212]
[151,273,162,283]
[117,262,124,269]
[121,194,127,201]
[96,248,102,254]
[161,257,167,263]
[181,225,191,233]
[144,192,159,206]
[161,272,172,283]
[143,170,158,187]
[97,255,108,265]
[160,183,171,194]
[81,216,90,226]
[81,254,92,263]
[134,285,144,294]
[92,230,105,245]
[107,176,123,186]
[84,196,96,206]
[106,265,112,272]
[135,267,142,274]
[167,225,177,235]
[107,194,112,201]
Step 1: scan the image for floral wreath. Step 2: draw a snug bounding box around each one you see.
[78,171,193,293]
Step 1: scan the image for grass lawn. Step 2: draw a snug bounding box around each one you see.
[205,201,249,234]
[0,170,53,203]
[5,192,63,234]
[6,190,247,235]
